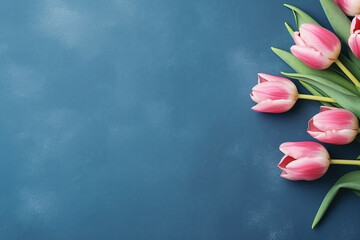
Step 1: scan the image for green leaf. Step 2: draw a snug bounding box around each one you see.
[338,54,360,82]
[271,48,360,95]
[299,81,338,107]
[284,4,320,29]
[283,72,358,96]
[347,48,360,68]
[320,0,351,44]
[284,22,294,36]
[312,170,360,228]
[287,76,360,118]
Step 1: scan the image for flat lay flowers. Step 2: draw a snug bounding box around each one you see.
[251,0,360,228]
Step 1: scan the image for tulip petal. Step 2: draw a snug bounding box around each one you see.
[293,32,306,46]
[285,157,330,180]
[279,141,329,159]
[320,106,337,112]
[290,45,332,69]
[282,170,328,181]
[307,118,322,133]
[250,92,258,103]
[251,85,289,101]
[281,170,327,181]
[286,157,330,172]
[251,99,295,113]
[312,108,359,130]
[308,129,358,145]
[299,23,341,59]
[350,15,360,33]
[251,81,297,102]
[349,33,360,59]
[335,0,360,16]
[280,170,300,181]
[278,155,296,170]
[257,73,292,84]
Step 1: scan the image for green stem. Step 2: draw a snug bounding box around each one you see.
[298,94,336,103]
[330,159,360,166]
[335,60,360,87]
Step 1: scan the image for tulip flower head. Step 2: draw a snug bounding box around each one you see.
[308,106,359,145]
[278,142,330,181]
[250,74,298,113]
[334,0,360,16]
[349,15,360,59]
[290,23,341,69]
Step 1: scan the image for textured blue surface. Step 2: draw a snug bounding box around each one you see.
[0,0,360,239]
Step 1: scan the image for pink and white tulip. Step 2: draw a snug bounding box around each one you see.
[349,15,360,59]
[278,142,330,181]
[334,0,360,16]
[250,73,298,113]
[290,23,341,69]
[308,106,359,145]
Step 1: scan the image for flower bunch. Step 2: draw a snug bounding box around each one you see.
[250,0,360,229]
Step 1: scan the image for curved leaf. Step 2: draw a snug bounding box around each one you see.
[285,22,294,36]
[347,48,360,68]
[282,72,358,96]
[338,54,360,82]
[312,171,360,228]
[320,0,351,44]
[289,77,360,118]
[284,4,320,29]
[299,81,338,107]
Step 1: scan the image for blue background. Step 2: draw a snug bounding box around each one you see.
[0,0,359,239]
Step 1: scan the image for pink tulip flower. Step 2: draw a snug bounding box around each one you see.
[308,106,359,145]
[250,74,298,113]
[334,0,360,16]
[349,15,360,59]
[290,23,341,69]
[278,142,330,181]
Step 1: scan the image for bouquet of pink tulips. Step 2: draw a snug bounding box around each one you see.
[250,0,360,228]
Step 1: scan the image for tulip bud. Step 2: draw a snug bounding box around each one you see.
[278,142,330,181]
[308,106,359,145]
[290,23,341,69]
[334,0,360,16]
[348,15,360,59]
[250,73,298,113]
